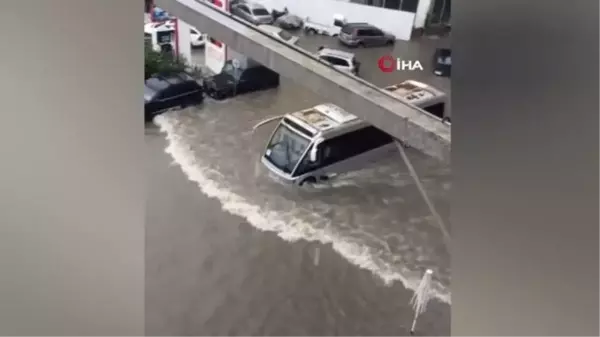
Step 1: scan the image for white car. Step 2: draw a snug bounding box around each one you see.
[146,21,205,48]
[303,17,342,37]
[258,24,299,45]
[189,27,205,47]
[316,47,360,75]
[144,22,175,52]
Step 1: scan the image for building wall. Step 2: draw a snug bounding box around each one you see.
[176,19,192,64]
[255,0,416,41]
[414,0,432,29]
[204,0,230,73]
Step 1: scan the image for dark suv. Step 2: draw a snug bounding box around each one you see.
[433,48,451,77]
[144,72,204,122]
[338,23,395,48]
[204,60,280,100]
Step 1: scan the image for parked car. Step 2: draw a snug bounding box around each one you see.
[231,2,273,25]
[304,17,342,37]
[272,8,303,30]
[204,60,280,100]
[433,48,451,77]
[258,24,299,45]
[144,22,175,53]
[316,47,360,75]
[338,23,395,48]
[144,73,204,122]
[151,6,173,22]
[190,27,206,48]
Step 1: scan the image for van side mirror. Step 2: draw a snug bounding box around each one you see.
[309,147,318,162]
[309,138,324,162]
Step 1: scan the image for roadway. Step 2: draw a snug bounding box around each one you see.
[146,31,451,335]
[155,0,451,163]
[149,30,450,294]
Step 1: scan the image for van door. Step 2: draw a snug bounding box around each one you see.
[317,126,394,176]
[292,144,326,183]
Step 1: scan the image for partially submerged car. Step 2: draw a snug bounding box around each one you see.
[204,59,280,100]
[258,24,299,45]
[272,7,303,30]
[433,48,451,77]
[316,47,360,76]
[231,1,273,25]
[383,80,450,123]
[144,73,204,122]
[338,22,395,47]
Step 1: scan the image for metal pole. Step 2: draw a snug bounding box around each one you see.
[410,311,419,334]
[395,141,450,247]
[174,18,180,60]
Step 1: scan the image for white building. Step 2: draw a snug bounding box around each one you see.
[255,0,450,41]
[156,0,450,74]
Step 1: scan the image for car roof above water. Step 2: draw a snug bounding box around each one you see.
[383,80,446,107]
[258,24,282,34]
[317,47,355,60]
[144,21,175,33]
[145,73,195,90]
[245,1,268,10]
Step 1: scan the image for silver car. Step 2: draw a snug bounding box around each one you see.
[231,2,273,25]
[316,47,360,75]
[258,24,299,45]
[338,23,395,48]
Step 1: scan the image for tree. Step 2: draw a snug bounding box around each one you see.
[144,45,187,79]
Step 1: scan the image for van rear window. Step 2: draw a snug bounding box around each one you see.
[423,103,445,119]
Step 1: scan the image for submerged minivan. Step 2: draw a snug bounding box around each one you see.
[383,79,450,124]
[255,80,449,185]
[258,104,398,185]
[256,103,393,185]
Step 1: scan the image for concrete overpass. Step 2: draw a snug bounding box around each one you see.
[155,0,451,163]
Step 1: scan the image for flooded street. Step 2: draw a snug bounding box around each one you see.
[146,32,451,335]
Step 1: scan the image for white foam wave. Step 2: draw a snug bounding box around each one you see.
[154,114,451,305]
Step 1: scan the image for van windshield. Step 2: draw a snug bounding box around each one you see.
[264,123,310,174]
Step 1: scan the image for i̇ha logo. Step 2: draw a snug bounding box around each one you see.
[378,55,423,72]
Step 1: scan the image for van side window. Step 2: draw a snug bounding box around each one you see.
[423,103,445,119]
[319,126,393,167]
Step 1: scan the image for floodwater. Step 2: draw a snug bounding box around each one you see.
[146,32,451,336]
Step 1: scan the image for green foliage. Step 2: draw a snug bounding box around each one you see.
[144,45,188,79]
